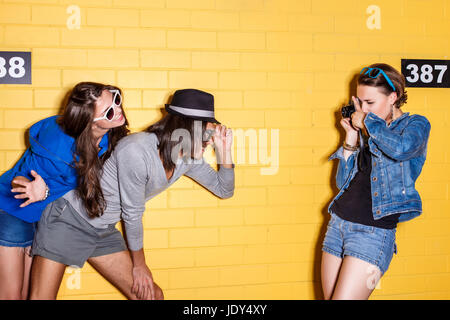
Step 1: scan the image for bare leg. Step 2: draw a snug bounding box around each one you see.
[321,252,343,300]
[21,247,33,300]
[331,255,381,300]
[88,251,164,300]
[29,256,66,300]
[0,246,26,299]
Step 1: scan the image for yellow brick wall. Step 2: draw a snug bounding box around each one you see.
[0,0,449,300]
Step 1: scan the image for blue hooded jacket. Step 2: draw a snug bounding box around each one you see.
[0,116,109,223]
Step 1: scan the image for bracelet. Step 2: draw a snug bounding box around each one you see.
[41,185,50,201]
[343,142,359,152]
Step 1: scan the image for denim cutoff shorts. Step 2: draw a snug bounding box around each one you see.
[0,209,37,248]
[322,212,397,274]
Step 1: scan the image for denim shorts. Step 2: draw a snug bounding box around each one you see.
[0,209,37,248]
[322,213,397,274]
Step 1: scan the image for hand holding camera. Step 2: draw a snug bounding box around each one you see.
[340,96,368,153]
[340,96,367,132]
[349,96,366,131]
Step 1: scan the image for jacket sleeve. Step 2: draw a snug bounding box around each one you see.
[329,146,358,190]
[364,113,431,161]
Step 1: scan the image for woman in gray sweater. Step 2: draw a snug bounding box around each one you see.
[29,89,235,300]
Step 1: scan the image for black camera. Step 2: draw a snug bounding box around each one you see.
[341,100,355,118]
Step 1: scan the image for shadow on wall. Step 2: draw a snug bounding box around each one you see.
[311,73,360,300]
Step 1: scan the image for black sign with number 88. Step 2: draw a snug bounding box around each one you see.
[401,59,449,88]
[0,51,32,85]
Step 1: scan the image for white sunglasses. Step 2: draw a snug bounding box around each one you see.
[93,89,122,122]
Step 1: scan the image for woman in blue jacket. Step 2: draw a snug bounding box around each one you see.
[0,82,129,299]
[321,64,431,300]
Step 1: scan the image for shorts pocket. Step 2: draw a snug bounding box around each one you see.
[349,223,375,234]
[43,198,67,224]
[327,214,339,231]
[328,214,336,225]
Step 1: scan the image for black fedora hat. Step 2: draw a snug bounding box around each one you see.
[165,89,220,124]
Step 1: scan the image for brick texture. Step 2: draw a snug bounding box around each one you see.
[0,0,449,300]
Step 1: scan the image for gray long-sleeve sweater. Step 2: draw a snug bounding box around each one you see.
[63,132,235,251]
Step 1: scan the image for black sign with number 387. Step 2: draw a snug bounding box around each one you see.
[0,51,32,85]
[401,59,450,88]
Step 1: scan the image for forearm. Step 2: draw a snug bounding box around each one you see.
[329,146,357,190]
[185,155,235,198]
[217,164,235,197]
[116,149,148,252]
[216,148,233,167]
[337,152,356,189]
[220,162,233,169]
[343,144,355,162]
[201,163,234,198]
[123,215,144,251]
[130,248,147,267]
[343,131,359,162]
[364,113,430,160]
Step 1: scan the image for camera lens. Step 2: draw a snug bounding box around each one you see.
[341,101,355,118]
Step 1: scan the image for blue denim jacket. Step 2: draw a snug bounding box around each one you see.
[328,112,431,223]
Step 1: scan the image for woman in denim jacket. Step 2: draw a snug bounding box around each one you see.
[321,63,431,300]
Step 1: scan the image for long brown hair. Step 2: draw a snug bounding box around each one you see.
[358,63,408,108]
[57,82,129,218]
[146,113,207,173]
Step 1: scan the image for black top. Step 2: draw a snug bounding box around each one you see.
[330,142,399,229]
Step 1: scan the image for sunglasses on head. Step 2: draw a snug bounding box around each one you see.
[360,67,396,92]
[93,89,122,122]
